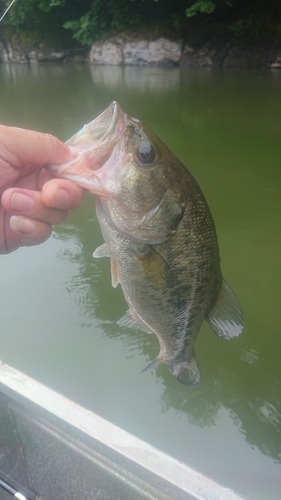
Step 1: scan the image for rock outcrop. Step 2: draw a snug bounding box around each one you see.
[222,45,281,69]
[181,45,214,67]
[0,40,70,64]
[89,37,181,66]
[0,42,8,62]
[89,40,123,65]
[89,37,281,69]
[123,38,181,66]
[11,45,68,63]
[271,55,281,68]
[1,35,281,69]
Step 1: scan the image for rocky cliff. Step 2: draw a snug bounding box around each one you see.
[1,36,281,69]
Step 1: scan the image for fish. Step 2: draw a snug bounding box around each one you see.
[47,101,243,387]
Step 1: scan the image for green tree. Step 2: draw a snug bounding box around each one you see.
[1,0,281,45]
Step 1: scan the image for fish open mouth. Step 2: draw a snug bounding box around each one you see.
[46,101,126,181]
[67,101,123,150]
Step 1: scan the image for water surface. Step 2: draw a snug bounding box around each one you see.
[0,63,280,500]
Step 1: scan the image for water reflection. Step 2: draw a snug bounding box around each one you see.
[89,65,180,92]
[53,196,281,465]
[52,211,104,327]
[0,61,70,85]
[159,363,281,463]
[0,63,280,498]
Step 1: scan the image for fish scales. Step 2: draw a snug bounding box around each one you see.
[47,101,243,387]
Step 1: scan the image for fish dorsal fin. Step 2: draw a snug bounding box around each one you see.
[206,279,244,339]
[117,310,153,334]
[93,243,110,258]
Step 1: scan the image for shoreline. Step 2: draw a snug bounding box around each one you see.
[1,35,281,70]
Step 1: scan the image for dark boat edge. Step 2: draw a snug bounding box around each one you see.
[0,362,248,500]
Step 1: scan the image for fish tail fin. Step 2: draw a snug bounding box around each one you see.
[169,353,202,387]
[141,352,201,387]
[207,279,244,339]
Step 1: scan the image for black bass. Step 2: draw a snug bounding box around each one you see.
[48,102,243,387]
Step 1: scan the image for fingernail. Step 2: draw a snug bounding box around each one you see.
[10,216,36,233]
[51,188,71,208]
[11,192,34,212]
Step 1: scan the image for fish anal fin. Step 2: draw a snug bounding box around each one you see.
[169,354,202,387]
[207,279,244,339]
[117,310,139,330]
[117,310,153,334]
[93,243,110,258]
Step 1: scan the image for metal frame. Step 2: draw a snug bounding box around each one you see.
[0,362,247,500]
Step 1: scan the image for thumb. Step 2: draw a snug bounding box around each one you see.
[0,125,73,170]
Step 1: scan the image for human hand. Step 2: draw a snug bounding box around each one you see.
[0,125,83,254]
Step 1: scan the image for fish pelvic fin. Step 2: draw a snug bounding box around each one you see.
[93,243,110,258]
[93,244,119,288]
[207,279,244,340]
[169,353,202,387]
[110,256,120,288]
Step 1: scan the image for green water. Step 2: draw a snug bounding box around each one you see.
[0,63,280,500]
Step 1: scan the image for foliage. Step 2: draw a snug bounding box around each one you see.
[186,0,216,18]
[63,0,142,45]
[1,0,281,46]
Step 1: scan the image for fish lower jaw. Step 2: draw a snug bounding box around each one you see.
[53,172,109,196]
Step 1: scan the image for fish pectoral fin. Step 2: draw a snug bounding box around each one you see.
[93,243,110,258]
[117,310,153,334]
[133,243,169,286]
[169,353,202,387]
[206,279,244,339]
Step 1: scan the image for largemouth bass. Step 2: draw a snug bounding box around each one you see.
[48,102,243,387]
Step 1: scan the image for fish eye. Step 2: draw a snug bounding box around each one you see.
[136,142,156,166]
